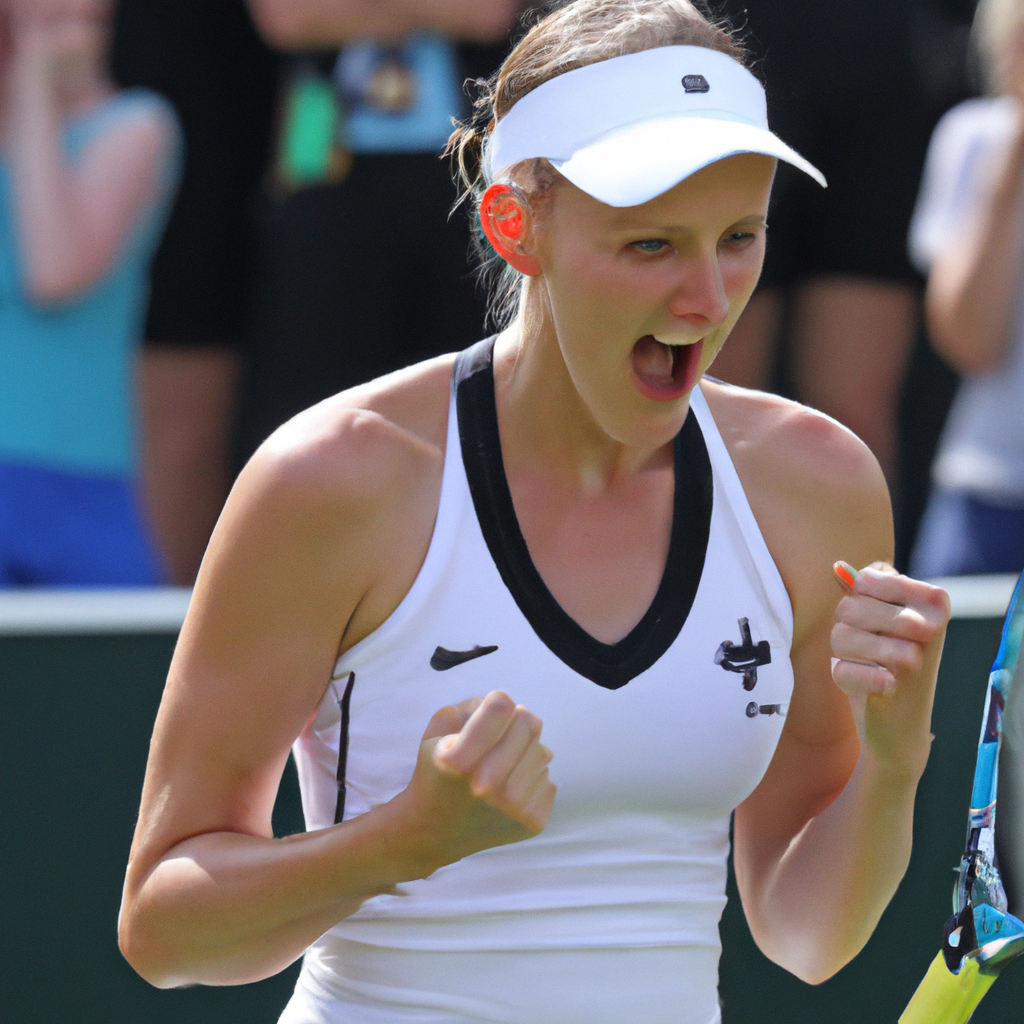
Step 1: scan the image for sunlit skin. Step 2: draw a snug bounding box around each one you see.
[478,155,774,642]
[492,154,774,481]
[118,143,949,992]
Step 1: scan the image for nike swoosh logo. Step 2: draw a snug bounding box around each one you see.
[430,645,499,671]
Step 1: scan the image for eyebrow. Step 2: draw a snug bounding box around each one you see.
[668,214,767,233]
[609,213,768,235]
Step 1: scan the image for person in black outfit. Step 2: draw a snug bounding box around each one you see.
[236,1,523,463]
[712,0,971,487]
[111,0,278,583]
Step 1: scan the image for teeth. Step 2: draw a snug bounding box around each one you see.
[652,335,698,347]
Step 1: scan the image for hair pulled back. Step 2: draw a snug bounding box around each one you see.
[446,0,749,328]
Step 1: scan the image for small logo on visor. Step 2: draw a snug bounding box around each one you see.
[682,74,710,94]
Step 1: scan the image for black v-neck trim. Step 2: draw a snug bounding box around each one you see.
[454,337,713,690]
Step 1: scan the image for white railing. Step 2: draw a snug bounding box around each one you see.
[0,587,192,634]
[0,574,1016,635]
[928,573,1019,619]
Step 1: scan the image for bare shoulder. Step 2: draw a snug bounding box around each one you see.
[245,354,456,510]
[701,379,888,520]
[194,355,457,659]
[700,379,893,637]
[130,357,459,868]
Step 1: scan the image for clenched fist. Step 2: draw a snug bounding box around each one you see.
[395,691,557,877]
[831,561,950,774]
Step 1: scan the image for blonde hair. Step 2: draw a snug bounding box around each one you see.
[446,0,749,329]
[973,0,1024,95]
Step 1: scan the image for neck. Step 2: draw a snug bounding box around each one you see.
[493,287,684,495]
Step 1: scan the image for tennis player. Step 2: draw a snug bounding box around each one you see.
[119,3,951,1022]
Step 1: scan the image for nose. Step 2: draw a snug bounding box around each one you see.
[666,252,730,329]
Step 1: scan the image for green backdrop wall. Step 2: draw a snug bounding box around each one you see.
[0,632,302,1024]
[1,617,1021,1022]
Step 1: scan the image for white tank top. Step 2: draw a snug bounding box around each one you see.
[283,341,794,1024]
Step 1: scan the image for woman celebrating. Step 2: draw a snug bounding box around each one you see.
[120,2,950,1022]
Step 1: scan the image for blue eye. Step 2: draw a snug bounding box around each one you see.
[633,239,667,253]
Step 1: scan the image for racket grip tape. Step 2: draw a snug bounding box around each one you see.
[899,952,997,1024]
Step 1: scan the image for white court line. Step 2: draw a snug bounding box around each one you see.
[0,575,1016,635]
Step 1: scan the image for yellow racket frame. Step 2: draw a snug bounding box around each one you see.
[900,953,997,1024]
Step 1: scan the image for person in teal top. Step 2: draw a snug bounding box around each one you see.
[0,0,180,585]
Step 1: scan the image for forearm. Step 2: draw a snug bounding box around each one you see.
[247,0,514,49]
[120,795,429,988]
[927,124,1024,374]
[741,747,925,984]
[8,47,89,302]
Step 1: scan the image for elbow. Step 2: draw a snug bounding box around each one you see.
[784,958,843,988]
[751,922,867,987]
[24,277,90,307]
[21,231,112,305]
[928,315,1005,375]
[23,262,102,306]
[118,925,180,990]
[763,943,856,987]
[926,289,1010,376]
[118,899,192,990]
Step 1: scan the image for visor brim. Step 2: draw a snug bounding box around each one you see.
[550,116,826,207]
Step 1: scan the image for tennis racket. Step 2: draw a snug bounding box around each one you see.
[900,570,1024,1023]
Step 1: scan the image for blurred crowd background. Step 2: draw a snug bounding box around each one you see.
[0,0,1017,589]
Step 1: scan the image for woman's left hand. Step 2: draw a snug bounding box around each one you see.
[830,561,951,774]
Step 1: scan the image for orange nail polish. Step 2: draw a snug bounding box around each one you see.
[834,560,859,591]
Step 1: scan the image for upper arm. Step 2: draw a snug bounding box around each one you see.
[77,102,177,263]
[908,104,986,275]
[126,403,437,888]
[727,402,892,915]
[33,101,179,302]
[916,104,1022,370]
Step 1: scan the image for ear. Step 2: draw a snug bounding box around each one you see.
[479,183,541,276]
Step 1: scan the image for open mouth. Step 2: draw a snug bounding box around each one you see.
[630,335,704,402]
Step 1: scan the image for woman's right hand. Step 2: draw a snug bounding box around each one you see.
[396,691,556,874]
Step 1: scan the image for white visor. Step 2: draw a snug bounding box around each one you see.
[483,46,826,207]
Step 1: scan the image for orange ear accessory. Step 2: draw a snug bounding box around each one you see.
[495,200,522,239]
[479,183,540,276]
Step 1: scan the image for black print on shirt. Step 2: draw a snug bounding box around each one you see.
[746,702,788,718]
[714,617,771,691]
[430,645,499,670]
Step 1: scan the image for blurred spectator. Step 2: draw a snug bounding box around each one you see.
[111,0,277,585]
[0,0,179,586]
[909,0,1024,576]
[235,0,522,461]
[713,0,942,483]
